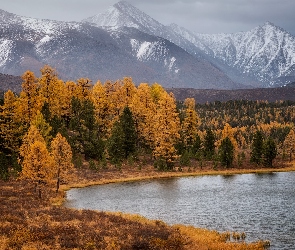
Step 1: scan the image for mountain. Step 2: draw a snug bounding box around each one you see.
[171,22,295,87]
[168,87,295,104]
[0,1,295,89]
[0,5,237,89]
[85,1,295,87]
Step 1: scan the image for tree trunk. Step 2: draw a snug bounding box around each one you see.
[56,168,60,193]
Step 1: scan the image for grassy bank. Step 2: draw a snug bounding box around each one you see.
[2,161,294,249]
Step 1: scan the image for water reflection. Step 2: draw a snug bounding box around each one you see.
[65,172,295,250]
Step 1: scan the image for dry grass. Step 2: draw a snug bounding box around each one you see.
[1,159,293,249]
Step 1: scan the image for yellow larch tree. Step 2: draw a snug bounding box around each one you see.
[130,83,156,149]
[218,123,238,149]
[18,71,42,125]
[39,65,68,118]
[150,83,165,104]
[39,65,59,101]
[30,111,52,146]
[51,133,73,192]
[121,77,137,106]
[283,129,295,162]
[20,125,54,198]
[21,140,54,198]
[19,125,46,164]
[153,92,180,168]
[76,78,92,100]
[91,80,113,137]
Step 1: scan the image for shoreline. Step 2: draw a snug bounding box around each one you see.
[57,164,293,249]
[61,164,295,192]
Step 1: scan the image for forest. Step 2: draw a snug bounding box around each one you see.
[1,65,288,249]
[0,65,295,184]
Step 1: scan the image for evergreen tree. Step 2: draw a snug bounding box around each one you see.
[0,90,22,154]
[250,130,264,165]
[192,134,202,155]
[107,120,125,163]
[107,106,137,163]
[0,152,9,180]
[203,128,215,159]
[181,98,199,150]
[263,138,277,167]
[219,137,234,168]
[120,106,137,158]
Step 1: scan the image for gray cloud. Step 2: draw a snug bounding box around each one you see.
[1,0,295,35]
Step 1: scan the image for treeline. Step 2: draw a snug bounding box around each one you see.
[0,66,295,184]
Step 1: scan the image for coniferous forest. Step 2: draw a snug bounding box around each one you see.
[0,66,292,249]
[0,66,294,182]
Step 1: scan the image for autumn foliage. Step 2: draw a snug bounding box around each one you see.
[0,65,289,249]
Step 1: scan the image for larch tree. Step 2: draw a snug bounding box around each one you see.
[21,140,54,198]
[30,111,52,146]
[39,65,59,101]
[283,129,295,162]
[18,71,42,125]
[39,66,69,118]
[130,83,156,149]
[91,80,112,137]
[20,125,54,198]
[219,123,238,149]
[19,125,46,165]
[76,78,92,100]
[153,92,180,169]
[51,133,73,192]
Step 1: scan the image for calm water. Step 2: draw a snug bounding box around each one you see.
[65,172,295,249]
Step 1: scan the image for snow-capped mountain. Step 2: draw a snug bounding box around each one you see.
[172,22,295,86]
[1,1,294,90]
[85,1,295,87]
[83,1,203,57]
[0,4,237,89]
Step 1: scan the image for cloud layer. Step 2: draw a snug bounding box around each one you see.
[1,0,295,35]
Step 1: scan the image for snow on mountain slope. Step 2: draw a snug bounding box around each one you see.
[182,22,295,85]
[83,1,164,35]
[0,7,237,89]
[130,39,179,73]
[0,39,14,67]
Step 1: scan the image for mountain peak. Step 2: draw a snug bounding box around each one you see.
[82,1,164,34]
[114,1,134,9]
[259,21,287,34]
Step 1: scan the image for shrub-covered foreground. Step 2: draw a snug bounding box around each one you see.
[0,167,271,250]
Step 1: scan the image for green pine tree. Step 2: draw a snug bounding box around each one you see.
[219,137,234,168]
[250,130,264,165]
[107,106,137,163]
[203,128,215,159]
[263,138,277,167]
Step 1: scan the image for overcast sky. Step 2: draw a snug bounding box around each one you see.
[1,0,295,35]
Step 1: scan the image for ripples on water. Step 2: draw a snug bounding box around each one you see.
[65,172,295,250]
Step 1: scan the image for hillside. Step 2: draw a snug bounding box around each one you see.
[167,87,295,103]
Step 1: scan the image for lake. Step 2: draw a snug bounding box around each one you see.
[64,172,295,250]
